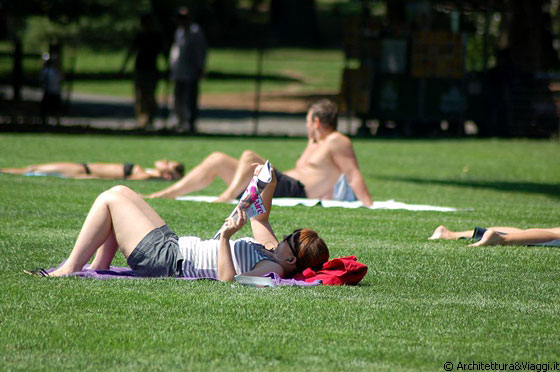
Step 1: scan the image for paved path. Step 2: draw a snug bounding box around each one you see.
[1,87,363,137]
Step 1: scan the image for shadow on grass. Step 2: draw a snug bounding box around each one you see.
[377,175,560,199]
[2,70,303,84]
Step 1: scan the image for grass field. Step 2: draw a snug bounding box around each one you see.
[1,133,559,371]
[0,46,344,97]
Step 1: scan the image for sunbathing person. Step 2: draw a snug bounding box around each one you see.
[1,159,184,181]
[147,99,373,207]
[24,165,329,280]
[429,225,560,247]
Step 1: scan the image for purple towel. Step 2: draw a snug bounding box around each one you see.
[44,263,320,287]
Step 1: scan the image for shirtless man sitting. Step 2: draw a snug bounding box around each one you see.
[147,99,373,207]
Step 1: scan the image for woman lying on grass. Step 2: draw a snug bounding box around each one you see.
[1,159,184,181]
[24,165,329,280]
[429,225,560,247]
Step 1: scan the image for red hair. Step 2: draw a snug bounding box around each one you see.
[295,228,329,272]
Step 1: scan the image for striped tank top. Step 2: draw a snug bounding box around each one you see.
[177,236,274,279]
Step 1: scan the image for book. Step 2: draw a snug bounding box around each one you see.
[213,161,272,239]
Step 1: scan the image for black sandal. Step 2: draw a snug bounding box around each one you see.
[23,268,50,277]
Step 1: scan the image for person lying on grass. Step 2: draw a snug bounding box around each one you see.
[429,225,560,247]
[24,165,329,280]
[1,159,184,181]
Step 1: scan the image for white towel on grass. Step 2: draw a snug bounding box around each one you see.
[175,196,469,212]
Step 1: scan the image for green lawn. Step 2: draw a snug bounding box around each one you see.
[0,46,344,97]
[1,134,559,371]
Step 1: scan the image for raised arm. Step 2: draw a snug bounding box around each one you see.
[219,205,284,281]
[218,207,246,282]
[330,136,373,207]
[249,164,279,249]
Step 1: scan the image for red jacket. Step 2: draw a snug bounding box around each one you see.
[293,256,368,286]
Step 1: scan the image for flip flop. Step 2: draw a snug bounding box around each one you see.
[23,268,50,277]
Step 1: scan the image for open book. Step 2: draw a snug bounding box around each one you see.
[213,161,272,239]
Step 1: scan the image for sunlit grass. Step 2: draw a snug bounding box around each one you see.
[1,134,559,370]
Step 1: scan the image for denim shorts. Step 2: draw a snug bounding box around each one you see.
[127,225,181,277]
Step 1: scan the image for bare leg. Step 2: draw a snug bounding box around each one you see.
[90,186,164,269]
[88,227,118,270]
[429,225,474,240]
[1,162,85,177]
[147,152,239,199]
[483,227,523,234]
[215,150,266,203]
[1,166,31,175]
[50,186,165,276]
[429,225,533,241]
[470,228,560,247]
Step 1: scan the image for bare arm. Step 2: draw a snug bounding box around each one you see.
[330,136,373,207]
[249,165,279,249]
[241,259,284,278]
[126,166,152,181]
[218,207,246,282]
[218,168,285,281]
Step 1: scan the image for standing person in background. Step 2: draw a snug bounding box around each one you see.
[169,7,207,134]
[121,13,164,130]
[40,43,63,125]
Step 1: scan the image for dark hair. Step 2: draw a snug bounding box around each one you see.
[173,163,185,179]
[309,99,338,130]
[294,228,329,272]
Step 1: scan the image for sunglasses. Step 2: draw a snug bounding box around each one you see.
[282,229,301,258]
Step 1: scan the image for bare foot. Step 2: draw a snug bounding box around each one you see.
[469,229,505,247]
[48,265,81,277]
[48,269,70,277]
[428,225,456,240]
[86,264,109,271]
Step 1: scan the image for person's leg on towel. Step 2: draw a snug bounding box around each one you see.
[1,162,87,177]
[49,185,165,277]
[146,152,239,199]
[215,150,266,203]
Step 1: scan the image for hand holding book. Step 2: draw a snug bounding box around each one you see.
[213,161,272,239]
[220,206,247,240]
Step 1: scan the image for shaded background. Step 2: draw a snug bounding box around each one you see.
[0,0,559,137]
